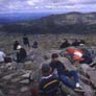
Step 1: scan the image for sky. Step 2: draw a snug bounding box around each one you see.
[0,0,96,14]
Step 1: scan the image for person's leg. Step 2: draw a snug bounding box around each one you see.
[28,42,30,47]
[66,70,79,84]
[59,74,76,89]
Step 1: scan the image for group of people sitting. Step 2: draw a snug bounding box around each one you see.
[13,34,38,50]
[59,38,94,66]
[38,39,95,96]
[60,39,85,49]
[61,47,93,65]
[0,34,39,66]
[38,53,84,96]
[0,45,27,71]
[13,34,39,63]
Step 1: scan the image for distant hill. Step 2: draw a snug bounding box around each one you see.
[0,12,96,34]
[0,12,51,24]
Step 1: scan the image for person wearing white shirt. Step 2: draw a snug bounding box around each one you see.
[0,51,6,63]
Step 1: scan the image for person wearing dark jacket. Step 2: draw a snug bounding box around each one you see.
[32,41,38,49]
[60,39,70,49]
[49,53,83,92]
[39,64,67,96]
[16,45,27,63]
[72,39,80,47]
[80,48,93,64]
[23,34,30,47]
[13,41,20,50]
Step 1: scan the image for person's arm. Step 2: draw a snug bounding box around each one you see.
[3,52,6,58]
[60,61,68,71]
[49,63,55,73]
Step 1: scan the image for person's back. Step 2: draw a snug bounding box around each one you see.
[23,35,30,47]
[39,75,59,96]
[19,48,27,62]
[50,60,67,75]
[32,41,38,48]
[13,41,20,50]
[39,64,60,96]
[0,51,6,63]
[23,37,28,43]
[72,39,79,47]
[60,39,70,49]
[16,45,27,63]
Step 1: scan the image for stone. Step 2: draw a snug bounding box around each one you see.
[20,79,29,84]
[2,74,14,80]
[87,70,96,88]
[6,63,12,67]
[24,61,32,65]
[21,73,30,78]
[11,77,21,83]
[9,90,16,94]
[2,72,20,80]
[0,90,5,96]
[0,65,4,69]
[20,86,29,92]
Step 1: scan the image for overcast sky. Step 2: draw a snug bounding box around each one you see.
[0,0,96,13]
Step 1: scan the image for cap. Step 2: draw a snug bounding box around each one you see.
[51,53,59,59]
[17,45,22,50]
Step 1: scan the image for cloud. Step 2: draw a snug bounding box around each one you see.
[0,0,96,13]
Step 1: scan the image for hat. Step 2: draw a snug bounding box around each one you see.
[51,53,59,59]
[17,45,22,50]
[41,64,51,76]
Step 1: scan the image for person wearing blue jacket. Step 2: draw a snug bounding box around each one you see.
[49,53,83,92]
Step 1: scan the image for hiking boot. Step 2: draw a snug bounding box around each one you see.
[74,83,84,93]
[74,87,84,93]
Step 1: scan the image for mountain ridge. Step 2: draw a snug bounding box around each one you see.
[0,12,96,34]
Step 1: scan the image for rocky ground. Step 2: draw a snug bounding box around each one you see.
[0,33,96,96]
[0,48,45,96]
[0,47,96,96]
[0,33,96,53]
